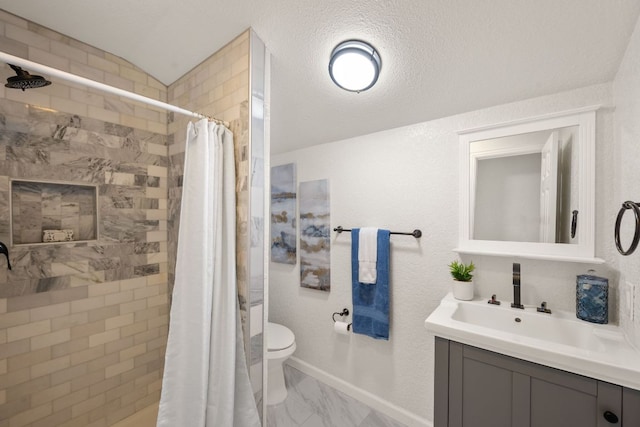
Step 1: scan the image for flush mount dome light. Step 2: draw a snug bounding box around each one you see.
[329,40,381,93]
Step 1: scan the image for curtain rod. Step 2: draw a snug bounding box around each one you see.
[0,51,229,127]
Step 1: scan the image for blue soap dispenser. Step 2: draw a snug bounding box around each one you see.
[576,270,608,324]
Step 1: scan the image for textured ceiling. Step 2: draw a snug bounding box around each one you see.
[1,1,639,153]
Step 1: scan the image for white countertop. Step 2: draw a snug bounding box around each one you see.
[425,293,640,391]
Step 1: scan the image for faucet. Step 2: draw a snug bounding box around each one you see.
[511,263,523,309]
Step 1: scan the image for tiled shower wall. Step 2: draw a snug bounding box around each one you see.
[0,11,170,427]
[0,11,263,427]
[11,180,98,245]
[166,29,267,413]
[166,32,249,309]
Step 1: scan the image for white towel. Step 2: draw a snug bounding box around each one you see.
[358,227,378,284]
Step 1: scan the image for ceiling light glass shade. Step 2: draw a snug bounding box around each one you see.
[329,40,381,92]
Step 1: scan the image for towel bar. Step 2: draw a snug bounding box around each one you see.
[334,226,422,238]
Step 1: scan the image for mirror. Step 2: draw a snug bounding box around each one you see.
[457,107,603,263]
[471,126,578,244]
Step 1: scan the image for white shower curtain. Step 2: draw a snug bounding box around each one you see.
[157,119,260,427]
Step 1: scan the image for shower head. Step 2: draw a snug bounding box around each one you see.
[5,64,51,91]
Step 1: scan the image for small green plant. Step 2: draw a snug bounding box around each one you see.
[448,260,475,282]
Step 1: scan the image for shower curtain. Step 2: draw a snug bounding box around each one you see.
[157,119,260,427]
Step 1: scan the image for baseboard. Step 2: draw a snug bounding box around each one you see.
[286,357,432,427]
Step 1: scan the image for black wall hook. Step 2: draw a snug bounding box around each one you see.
[0,241,11,270]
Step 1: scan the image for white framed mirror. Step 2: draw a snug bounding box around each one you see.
[456,106,604,263]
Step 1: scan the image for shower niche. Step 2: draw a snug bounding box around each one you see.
[10,179,98,245]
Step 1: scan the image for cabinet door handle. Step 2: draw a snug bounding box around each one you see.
[603,410,619,423]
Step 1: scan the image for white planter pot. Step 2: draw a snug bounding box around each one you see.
[452,280,474,300]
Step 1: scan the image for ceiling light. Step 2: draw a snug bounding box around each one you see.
[329,40,381,93]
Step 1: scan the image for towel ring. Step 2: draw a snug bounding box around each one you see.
[615,201,640,256]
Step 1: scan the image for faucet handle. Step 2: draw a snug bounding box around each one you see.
[536,301,552,314]
[487,294,501,305]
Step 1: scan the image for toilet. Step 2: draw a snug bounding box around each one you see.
[267,322,296,405]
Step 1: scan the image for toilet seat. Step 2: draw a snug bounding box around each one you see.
[268,322,295,351]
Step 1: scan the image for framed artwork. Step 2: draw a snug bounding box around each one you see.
[270,163,297,264]
[299,179,330,291]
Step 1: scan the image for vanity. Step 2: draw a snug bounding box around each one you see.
[429,106,640,425]
[425,294,640,427]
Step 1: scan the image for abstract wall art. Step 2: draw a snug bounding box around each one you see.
[270,163,297,264]
[299,179,330,291]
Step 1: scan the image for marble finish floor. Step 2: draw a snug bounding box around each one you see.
[267,364,407,427]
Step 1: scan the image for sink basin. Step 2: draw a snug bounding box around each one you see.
[450,298,606,352]
[425,293,640,391]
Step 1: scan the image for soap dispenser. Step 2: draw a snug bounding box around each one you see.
[576,270,608,324]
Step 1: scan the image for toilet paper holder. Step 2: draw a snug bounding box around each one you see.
[332,308,352,331]
[332,308,349,322]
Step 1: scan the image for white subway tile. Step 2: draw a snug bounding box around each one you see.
[70,296,104,314]
[147,165,167,178]
[146,209,167,221]
[105,358,134,378]
[7,319,51,342]
[105,313,134,330]
[89,329,120,348]
[120,277,146,291]
[88,53,120,74]
[30,303,70,322]
[6,24,49,50]
[31,355,71,378]
[31,329,71,350]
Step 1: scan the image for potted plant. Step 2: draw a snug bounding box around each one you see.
[448,260,475,300]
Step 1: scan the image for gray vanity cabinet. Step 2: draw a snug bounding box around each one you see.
[434,337,640,427]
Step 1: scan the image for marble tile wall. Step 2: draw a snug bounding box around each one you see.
[11,181,98,244]
[0,98,168,299]
[166,30,249,299]
[0,99,170,427]
[0,11,169,427]
[0,10,261,427]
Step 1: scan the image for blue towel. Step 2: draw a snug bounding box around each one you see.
[351,228,390,340]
